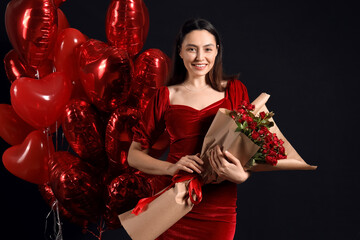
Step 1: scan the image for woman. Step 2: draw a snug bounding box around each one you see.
[128,18,250,240]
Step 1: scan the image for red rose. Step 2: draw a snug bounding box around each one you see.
[246,116,253,123]
[249,122,257,130]
[279,146,285,155]
[265,155,277,166]
[252,131,260,140]
[260,112,266,119]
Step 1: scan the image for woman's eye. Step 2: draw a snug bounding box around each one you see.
[187,48,196,52]
[205,48,213,52]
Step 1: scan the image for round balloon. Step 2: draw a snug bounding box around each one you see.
[2,130,54,184]
[77,39,133,112]
[49,151,104,221]
[62,99,107,169]
[10,72,72,129]
[5,0,58,69]
[105,0,149,58]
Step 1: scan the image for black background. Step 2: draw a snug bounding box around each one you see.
[1,0,359,239]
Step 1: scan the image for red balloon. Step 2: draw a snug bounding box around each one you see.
[103,171,152,229]
[62,99,107,169]
[128,49,171,111]
[49,151,104,221]
[53,28,88,100]
[10,72,72,129]
[39,183,88,227]
[105,106,142,175]
[4,49,54,82]
[54,0,67,8]
[0,104,35,146]
[2,130,54,184]
[5,0,58,69]
[57,8,70,32]
[105,0,149,58]
[77,39,133,112]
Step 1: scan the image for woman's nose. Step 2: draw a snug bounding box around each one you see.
[195,50,204,60]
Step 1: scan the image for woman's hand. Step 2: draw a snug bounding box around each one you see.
[167,154,204,176]
[209,145,250,184]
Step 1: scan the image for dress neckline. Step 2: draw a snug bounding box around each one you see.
[165,80,231,112]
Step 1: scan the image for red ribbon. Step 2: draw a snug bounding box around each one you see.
[131,173,203,216]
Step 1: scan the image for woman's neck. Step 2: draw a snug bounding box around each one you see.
[183,75,207,88]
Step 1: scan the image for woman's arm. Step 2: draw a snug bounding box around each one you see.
[128,141,204,176]
[209,145,250,184]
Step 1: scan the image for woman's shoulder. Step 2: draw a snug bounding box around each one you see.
[224,79,247,90]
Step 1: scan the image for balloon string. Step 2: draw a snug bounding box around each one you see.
[45,127,54,166]
[55,121,58,151]
[85,218,105,240]
[44,200,63,240]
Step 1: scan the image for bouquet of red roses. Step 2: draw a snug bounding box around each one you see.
[229,100,287,167]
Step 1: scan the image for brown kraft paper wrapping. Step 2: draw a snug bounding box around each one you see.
[119,181,194,240]
[247,93,317,172]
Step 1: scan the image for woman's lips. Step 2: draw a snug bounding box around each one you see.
[192,63,207,70]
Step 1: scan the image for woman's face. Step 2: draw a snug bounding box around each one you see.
[179,30,218,79]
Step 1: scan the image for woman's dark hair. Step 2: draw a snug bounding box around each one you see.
[166,18,238,91]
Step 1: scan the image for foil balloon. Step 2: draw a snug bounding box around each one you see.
[2,130,54,184]
[105,0,149,58]
[105,105,142,175]
[103,171,152,229]
[5,0,58,69]
[53,28,88,100]
[49,151,104,221]
[77,39,133,112]
[0,104,35,146]
[128,49,171,111]
[39,183,88,227]
[10,72,72,129]
[62,99,107,169]
[54,0,67,8]
[4,49,54,82]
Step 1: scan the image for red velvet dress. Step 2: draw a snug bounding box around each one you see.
[133,79,249,240]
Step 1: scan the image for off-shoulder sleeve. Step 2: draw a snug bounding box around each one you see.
[227,79,250,110]
[132,87,168,149]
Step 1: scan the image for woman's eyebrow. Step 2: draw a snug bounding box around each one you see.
[185,43,215,47]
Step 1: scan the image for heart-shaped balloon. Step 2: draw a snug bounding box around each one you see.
[49,151,104,221]
[2,130,54,184]
[5,0,58,69]
[128,49,171,111]
[53,28,88,99]
[54,0,67,8]
[105,0,149,58]
[39,183,88,227]
[0,104,35,146]
[105,105,142,175]
[10,72,72,129]
[77,39,133,112]
[57,9,70,32]
[103,171,152,229]
[62,99,106,169]
[4,49,54,83]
